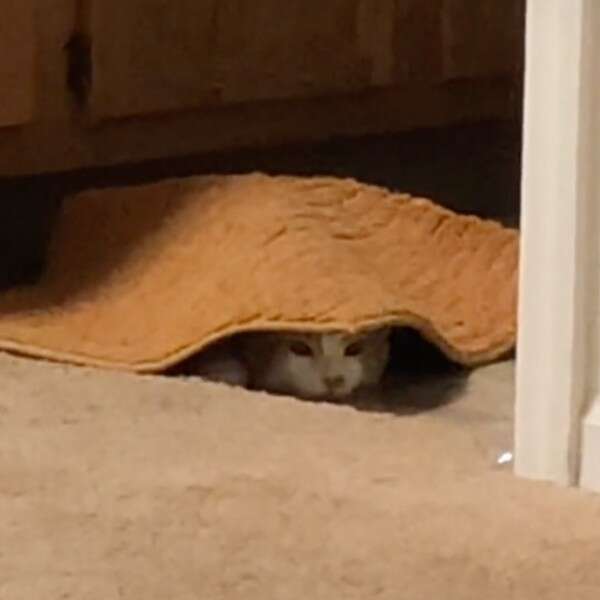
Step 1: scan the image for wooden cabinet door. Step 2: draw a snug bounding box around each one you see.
[391,0,524,84]
[442,0,525,80]
[88,0,391,121]
[86,0,523,121]
[0,0,36,127]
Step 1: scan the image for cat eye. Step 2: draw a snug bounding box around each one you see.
[345,342,363,357]
[289,341,313,357]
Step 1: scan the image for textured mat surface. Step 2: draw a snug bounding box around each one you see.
[0,174,518,371]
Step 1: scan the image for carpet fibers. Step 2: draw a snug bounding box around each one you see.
[1,355,599,599]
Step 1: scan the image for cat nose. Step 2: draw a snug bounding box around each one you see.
[325,375,345,390]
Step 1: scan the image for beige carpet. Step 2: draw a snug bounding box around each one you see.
[2,353,600,599]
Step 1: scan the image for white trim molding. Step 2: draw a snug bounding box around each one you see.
[515,0,600,488]
[581,398,600,490]
[577,0,600,492]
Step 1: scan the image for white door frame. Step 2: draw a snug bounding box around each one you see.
[515,0,600,490]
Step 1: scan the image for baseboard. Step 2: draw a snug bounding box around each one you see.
[579,395,600,492]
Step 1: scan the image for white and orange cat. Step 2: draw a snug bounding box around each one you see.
[184,328,391,400]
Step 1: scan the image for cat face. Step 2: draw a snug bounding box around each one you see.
[247,328,391,400]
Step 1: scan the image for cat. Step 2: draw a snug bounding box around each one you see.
[182,328,391,401]
[241,328,391,400]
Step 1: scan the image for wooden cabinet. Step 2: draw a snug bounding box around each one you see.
[0,0,36,127]
[442,0,524,80]
[90,0,383,119]
[0,0,524,176]
[89,0,524,121]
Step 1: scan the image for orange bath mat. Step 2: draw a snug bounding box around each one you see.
[0,174,518,372]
